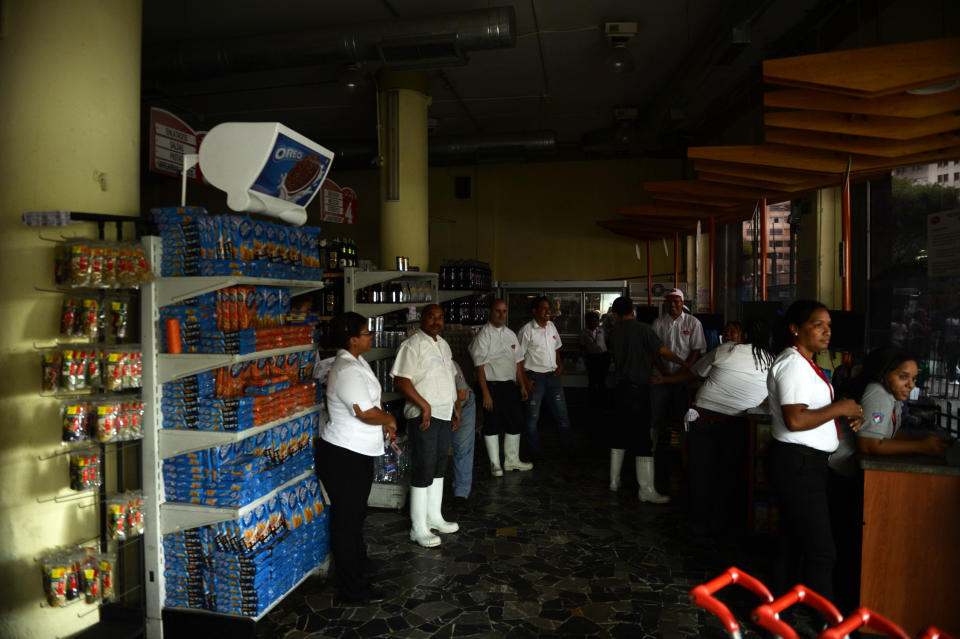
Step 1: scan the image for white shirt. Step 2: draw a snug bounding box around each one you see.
[652,312,706,374]
[322,349,384,456]
[518,319,562,373]
[469,322,523,382]
[767,347,839,453]
[390,329,458,421]
[691,342,770,416]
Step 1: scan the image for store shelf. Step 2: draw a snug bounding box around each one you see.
[155,276,324,307]
[157,344,315,384]
[343,267,436,290]
[164,556,329,621]
[351,301,433,316]
[159,406,322,459]
[159,469,314,535]
[363,348,397,363]
[438,289,491,303]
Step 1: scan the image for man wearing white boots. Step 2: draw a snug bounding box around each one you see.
[608,296,687,503]
[391,305,461,548]
[469,298,533,477]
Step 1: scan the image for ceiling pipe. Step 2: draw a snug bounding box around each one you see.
[144,6,516,79]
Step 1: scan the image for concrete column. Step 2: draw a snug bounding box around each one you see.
[379,71,431,271]
[0,2,141,637]
[797,186,842,308]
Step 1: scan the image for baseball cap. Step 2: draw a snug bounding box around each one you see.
[665,288,684,301]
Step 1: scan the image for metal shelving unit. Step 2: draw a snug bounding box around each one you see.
[140,236,327,639]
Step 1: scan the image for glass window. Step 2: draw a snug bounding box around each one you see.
[548,292,583,337]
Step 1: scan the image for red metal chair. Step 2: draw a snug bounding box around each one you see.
[751,584,845,639]
[915,628,956,639]
[689,567,775,639]
[817,607,910,639]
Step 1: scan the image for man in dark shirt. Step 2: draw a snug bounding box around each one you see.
[609,296,686,504]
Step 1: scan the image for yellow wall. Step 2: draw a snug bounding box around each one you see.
[0,2,142,638]
[427,158,684,281]
[797,186,843,308]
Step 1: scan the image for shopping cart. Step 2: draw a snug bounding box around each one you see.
[751,585,844,639]
[816,606,909,639]
[688,567,775,639]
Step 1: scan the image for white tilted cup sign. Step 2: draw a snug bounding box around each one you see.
[198,122,335,227]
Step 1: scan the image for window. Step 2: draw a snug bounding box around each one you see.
[955,172,959,182]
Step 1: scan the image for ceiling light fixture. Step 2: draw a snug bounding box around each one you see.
[342,63,367,94]
[604,22,638,74]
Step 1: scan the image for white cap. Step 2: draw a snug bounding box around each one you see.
[665,288,684,301]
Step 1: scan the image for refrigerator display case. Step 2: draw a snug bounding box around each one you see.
[500,280,627,387]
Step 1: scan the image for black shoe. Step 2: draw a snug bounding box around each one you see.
[339,588,386,606]
[453,496,469,512]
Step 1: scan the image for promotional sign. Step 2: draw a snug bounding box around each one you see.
[927,209,960,278]
[320,179,357,225]
[149,108,205,182]
[250,132,332,207]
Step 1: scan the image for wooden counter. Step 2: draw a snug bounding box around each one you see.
[859,456,960,636]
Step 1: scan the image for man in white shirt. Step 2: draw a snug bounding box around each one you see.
[651,288,706,446]
[469,298,533,477]
[518,296,573,457]
[391,304,461,548]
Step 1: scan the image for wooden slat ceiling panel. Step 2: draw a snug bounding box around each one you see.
[764,110,960,140]
[763,88,960,119]
[618,203,743,218]
[689,144,960,174]
[692,159,831,184]
[696,171,835,192]
[644,179,798,202]
[764,128,960,158]
[762,37,960,97]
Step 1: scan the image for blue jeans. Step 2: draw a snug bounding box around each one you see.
[523,373,572,455]
[407,416,452,488]
[451,390,476,499]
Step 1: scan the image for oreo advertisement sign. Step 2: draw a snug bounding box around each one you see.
[251,133,332,207]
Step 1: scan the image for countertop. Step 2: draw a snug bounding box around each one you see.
[860,454,960,476]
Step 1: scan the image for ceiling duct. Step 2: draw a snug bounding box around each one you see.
[428,131,557,164]
[144,6,516,79]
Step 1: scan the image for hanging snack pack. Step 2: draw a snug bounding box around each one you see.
[69,450,102,491]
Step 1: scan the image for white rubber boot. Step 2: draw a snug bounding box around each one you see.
[636,456,670,504]
[426,478,459,534]
[503,433,533,471]
[609,448,625,491]
[409,486,441,547]
[484,435,504,477]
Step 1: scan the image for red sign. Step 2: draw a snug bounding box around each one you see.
[149,108,205,183]
[320,179,357,225]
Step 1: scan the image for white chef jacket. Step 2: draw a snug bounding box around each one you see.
[390,329,458,421]
[691,342,770,416]
[518,319,562,373]
[468,322,524,382]
[652,311,706,374]
[322,349,385,456]
[767,347,839,453]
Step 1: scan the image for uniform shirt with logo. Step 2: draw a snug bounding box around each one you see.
[767,347,839,453]
[518,319,562,373]
[390,329,458,421]
[652,312,706,374]
[323,349,385,456]
[468,322,524,382]
[858,382,901,440]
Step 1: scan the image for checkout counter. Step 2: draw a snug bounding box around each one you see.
[858,454,960,636]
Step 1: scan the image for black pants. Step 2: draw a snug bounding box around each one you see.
[610,382,652,456]
[765,440,836,599]
[483,382,523,436]
[407,417,452,487]
[316,438,374,600]
[585,352,610,406]
[687,410,748,534]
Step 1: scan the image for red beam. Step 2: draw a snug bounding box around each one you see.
[674,233,680,289]
[709,216,716,313]
[760,198,768,301]
[647,240,653,307]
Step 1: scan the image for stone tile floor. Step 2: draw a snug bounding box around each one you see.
[251,429,801,639]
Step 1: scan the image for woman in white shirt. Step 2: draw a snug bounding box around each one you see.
[765,300,863,599]
[662,319,775,535]
[316,312,397,606]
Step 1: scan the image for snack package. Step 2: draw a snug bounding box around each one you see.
[125,491,145,536]
[107,296,130,342]
[80,552,100,604]
[62,401,90,443]
[99,552,116,601]
[68,241,92,286]
[106,495,127,541]
[40,551,69,607]
[69,451,102,491]
[42,351,61,393]
[93,401,118,442]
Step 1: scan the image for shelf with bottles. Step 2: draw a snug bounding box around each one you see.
[441,294,492,327]
[345,265,438,315]
[438,260,492,292]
